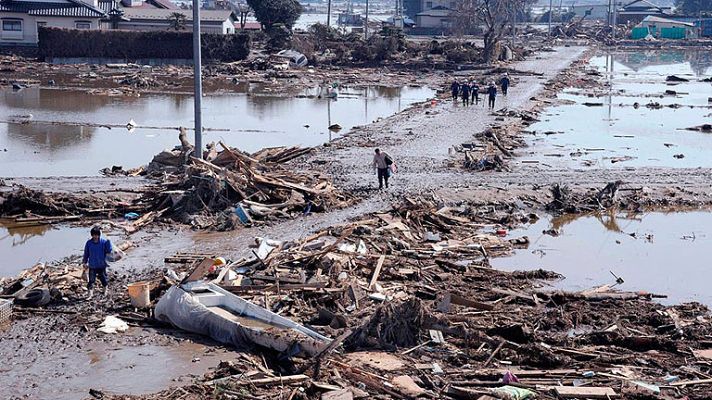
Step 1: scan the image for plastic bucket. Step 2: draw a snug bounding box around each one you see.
[127,281,151,308]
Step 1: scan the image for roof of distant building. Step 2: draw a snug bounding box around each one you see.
[0,0,106,17]
[641,15,694,25]
[120,7,235,22]
[234,21,260,29]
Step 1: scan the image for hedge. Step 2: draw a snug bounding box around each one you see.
[38,27,251,61]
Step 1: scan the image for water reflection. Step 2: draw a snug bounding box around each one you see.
[522,49,712,169]
[0,220,88,277]
[492,211,712,305]
[0,85,434,177]
[7,123,96,150]
[613,49,712,75]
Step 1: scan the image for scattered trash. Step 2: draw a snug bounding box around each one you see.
[97,316,129,334]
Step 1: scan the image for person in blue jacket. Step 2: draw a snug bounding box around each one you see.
[82,226,112,299]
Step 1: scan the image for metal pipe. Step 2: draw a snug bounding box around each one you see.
[327,0,331,27]
[192,0,203,159]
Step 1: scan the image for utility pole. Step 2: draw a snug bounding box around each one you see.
[192,0,202,159]
[612,0,617,39]
[548,0,553,38]
[327,0,331,27]
[365,0,369,39]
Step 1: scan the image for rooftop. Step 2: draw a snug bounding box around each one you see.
[0,0,106,17]
[120,8,235,21]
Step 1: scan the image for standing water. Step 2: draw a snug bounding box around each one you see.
[0,85,434,177]
[492,211,712,306]
[520,49,712,168]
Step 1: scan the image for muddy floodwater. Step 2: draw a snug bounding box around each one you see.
[0,85,434,177]
[521,49,712,168]
[492,211,712,305]
[3,340,238,399]
[0,220,128,277]
[0,220,88,277]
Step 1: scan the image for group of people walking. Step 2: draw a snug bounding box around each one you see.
[450,74,510,109]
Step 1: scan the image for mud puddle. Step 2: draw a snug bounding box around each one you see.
[520,49,712,169]
[4,340,238,399]
[0,220,124,278]
[0,85,434,177]
[492,210,712,305]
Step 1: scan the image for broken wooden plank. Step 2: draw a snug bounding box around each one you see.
[368,255,385,291]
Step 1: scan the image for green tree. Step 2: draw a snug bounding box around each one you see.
[246,0,303,29]
[167,12,187,31]
[674,0,712,15]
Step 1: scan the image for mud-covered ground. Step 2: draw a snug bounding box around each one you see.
[4,42,712,399]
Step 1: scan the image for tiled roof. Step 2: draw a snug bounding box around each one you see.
[0,0,106,17]
[121,8,235,22]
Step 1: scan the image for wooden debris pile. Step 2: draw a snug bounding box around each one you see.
[142,139,354,229]
[94,197,712,399]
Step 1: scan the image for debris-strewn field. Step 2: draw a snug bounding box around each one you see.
[3,38,712,400]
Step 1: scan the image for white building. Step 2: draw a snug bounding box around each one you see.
[0,0,106,45]
[117,8,237,34]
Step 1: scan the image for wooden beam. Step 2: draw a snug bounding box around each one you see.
[368,255,385,291]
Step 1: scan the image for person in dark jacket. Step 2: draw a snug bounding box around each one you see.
[450,80,459,101]
[82,226,112,299]
[487,82,497,109]
[460,82,470,106]
[372,148,394,189]
[500,73,510,96]
[470,80,479,105]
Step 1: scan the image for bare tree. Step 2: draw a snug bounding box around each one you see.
[453,0,530,62]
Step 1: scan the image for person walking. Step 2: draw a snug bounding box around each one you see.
[82,226,113,299]
[450,80,459,101]
[372,148,393,189]
[487,81,497,109]
[500,73,510,96]
[460,82,470,106]
[470,80,479,105]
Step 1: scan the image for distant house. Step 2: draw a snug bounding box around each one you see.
[632,15,697,38]
[0,0,106,45]
[116,8,237,33]
[570,4,611,21]
[415,5,453,29]
[234,21,259,31]
[617,0,672,24]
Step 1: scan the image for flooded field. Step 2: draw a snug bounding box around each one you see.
[520,49,712,168]
[492,211,712,305]
[0,85,434,177]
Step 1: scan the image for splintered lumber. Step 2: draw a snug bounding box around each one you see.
[247,374,310,387]
[440,292,495,311]
[368,255,386,291]
[222,283,325,294]
[553,386,618,398]
[670,378,712,387]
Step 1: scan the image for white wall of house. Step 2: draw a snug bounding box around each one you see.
[421,0,455,10]
[416,14,452,28]
[571,5,611,20]
[1,14,100,44]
